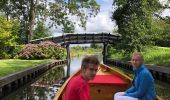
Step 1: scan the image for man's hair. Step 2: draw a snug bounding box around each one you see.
[132,52,144,60]
[81,55,100,69]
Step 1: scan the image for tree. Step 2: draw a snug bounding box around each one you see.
[32,22,52,39]
[112,0,162,53]
[0,0,100,43]
[154,17,170,47]
[0,0,37,43]
[0,16,19,58]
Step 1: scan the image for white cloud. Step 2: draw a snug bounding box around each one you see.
[161,9,170,17]
[83,12,115,33]
[52,0,115,35]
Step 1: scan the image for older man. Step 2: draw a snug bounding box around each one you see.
[114,52,156,100]
[64,55,100,100]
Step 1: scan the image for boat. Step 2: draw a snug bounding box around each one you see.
[54,64,162,100]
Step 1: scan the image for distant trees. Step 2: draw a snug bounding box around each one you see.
[90,43,102,49]
[32,22,52,40]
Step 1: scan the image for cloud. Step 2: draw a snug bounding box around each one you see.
[52,0,115,36]
[161,9,170,17]
[74,12,115,33]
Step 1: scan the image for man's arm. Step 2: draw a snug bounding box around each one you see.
[124,73,150,98]
[125,85,136,94]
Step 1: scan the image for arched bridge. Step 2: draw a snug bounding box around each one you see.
[30,33,121,77]
[30,33,121,46]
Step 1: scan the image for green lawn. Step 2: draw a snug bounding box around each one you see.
[110,46,170,67]
[0,59,53,77]
[142,47,170,67]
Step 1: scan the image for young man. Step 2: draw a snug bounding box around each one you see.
[63,55,100,100]
[114,52,156,100]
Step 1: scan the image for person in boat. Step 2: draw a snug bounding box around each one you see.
[114,52,156,100]
[63,55,100,100]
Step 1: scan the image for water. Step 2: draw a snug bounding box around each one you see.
[2,55,103,100]
[2,55,169,100]
[155,81,170,100]
[2,66,65,100]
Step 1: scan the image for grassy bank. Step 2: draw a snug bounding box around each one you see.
[0,59,53,77]
[109,46,170,67]
[70,46,102,57]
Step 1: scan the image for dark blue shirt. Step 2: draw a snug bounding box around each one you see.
[124,64,156,100]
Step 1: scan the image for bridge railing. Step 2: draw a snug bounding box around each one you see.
[30,33,121,45]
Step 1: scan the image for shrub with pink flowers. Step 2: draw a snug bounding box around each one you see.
[19,41,66,59]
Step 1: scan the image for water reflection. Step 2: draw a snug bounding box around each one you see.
[32,66,65,87]
[3,65,65,100]
[155,81,170,100]
[3,55,103,100]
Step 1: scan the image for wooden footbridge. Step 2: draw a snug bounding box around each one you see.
[30,33,121,77]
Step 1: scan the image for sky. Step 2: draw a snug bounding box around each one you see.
[52,0,115,36]
[74,0,115,33]
[52,0,170,36]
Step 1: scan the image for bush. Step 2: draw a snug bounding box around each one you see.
[12,45,24,58]
[0,17,19,59]
[38,41,65,59]
[19,41,66,60]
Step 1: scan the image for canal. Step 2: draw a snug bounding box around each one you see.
[2,55,170,100]
[2,55,103,100]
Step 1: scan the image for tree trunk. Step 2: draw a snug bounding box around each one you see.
[26,0,37,43]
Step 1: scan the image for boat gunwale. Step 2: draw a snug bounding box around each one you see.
[54,64,162,100]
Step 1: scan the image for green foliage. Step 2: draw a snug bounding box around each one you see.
[109,46,170,67]
[112,0,162,53]
[156,18,170,45]
[33,22,52,39]
[70,46,102,57]
[11,45,24,58]
[0,16,19,58]
[48,0,100,32]
[142,47,170,67]
[108,45,130,60]
[0,0,100,42]
[18,41,66,60]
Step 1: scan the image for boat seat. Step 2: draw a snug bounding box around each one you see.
[89,75,127,85]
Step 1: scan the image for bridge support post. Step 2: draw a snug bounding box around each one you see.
[66,44,71,78]
[103,43,108,64]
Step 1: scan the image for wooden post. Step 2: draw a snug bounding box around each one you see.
[66,44,71,78]
[0,87,2,98]
[103,43,108,64]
